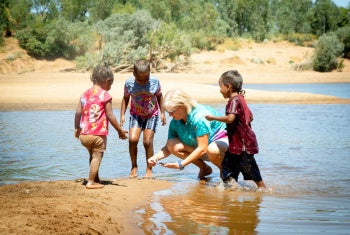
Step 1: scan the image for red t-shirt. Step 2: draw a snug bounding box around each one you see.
[226,95,259,154]
[80,87,112,136]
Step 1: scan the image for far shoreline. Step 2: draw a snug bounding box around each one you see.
[0,71,350,112]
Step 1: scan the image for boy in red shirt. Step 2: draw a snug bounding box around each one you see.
[206,70,266,188]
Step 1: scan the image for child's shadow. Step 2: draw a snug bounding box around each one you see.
[76,178,127,187]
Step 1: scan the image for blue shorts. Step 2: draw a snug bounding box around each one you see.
[222,151,263,183]
[129,114,159,132]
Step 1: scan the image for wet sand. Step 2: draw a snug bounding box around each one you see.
[0,178,172,234]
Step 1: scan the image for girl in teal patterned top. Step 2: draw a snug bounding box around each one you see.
[148,88,228,179]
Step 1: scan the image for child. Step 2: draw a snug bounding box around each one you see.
[205,70,266,188]
[120,60,166,178]
[74,65,128,189]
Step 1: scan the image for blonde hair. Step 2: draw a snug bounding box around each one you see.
[164,88,197,114]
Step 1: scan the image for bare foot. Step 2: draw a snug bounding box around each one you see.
[129,167,138,178]
[197,165,212,179]
[144,168,153,179]
[86,181,104,189]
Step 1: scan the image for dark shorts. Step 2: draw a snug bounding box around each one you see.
[129,114,159,132]
[222,151,263,183]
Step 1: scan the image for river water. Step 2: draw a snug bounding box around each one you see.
[0,84,349,234]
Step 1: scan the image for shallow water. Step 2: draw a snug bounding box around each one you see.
[135,103,350,234]
[0,102,350,234]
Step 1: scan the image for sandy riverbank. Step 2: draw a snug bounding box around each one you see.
[0,178,172,234]
[0,70,350,111]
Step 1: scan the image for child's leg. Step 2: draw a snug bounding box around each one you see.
[80,135,106,188]
[221,152,233,182]
[86,151,104,189]
[240,152,266,188]
[143,129,155,178]
[255,180,266,188]
[129,127,142,178]
[88,149,100,183]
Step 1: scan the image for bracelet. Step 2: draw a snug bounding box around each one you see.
[178,160,184,170]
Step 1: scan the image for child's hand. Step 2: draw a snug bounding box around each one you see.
[205,115,214,121]
[161,113,166,126]
[120,116,125,127]
[118,129,128,139]
[74,128,81,139]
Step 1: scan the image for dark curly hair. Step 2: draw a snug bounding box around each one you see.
[90,65,114,84]
[219,70,245,95]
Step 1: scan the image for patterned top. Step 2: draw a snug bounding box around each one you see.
[124,76,162,118]
[168,104,227,147]
[226,95,258,154]
[80,87,112,136]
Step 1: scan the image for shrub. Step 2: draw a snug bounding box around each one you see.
[77,10,194,71]
[16,25,50,58]
[76,10,159,70]
[313,34,344,72]
[16,19,93,59]
[286,33,317,46]
[149,22,192,69]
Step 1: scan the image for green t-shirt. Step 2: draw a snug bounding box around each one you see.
[168,104,226,147]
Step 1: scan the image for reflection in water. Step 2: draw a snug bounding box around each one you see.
[138,182,262,234]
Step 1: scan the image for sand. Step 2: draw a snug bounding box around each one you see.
[0,179,172,234]
[1,38,350,234]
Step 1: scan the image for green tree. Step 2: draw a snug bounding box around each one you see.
[8,0,33,30]
[337,6,350,27]
[111,1,136,14]
[0,0,15,37]
[311,0,341,36]
[140,0,172,23]
[31,0,59,23]
[270,0,313,35]
[179,1,219,33]
[214,0,239,37]
[89,0,114,23]
[60,0,92,22]
[233,0,270,41]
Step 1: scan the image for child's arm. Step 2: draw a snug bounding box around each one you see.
[205,113,236,123]
[106,100,128,139]
[157,94,166,126]
[120,94,129,127]
[74,100,82,139]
